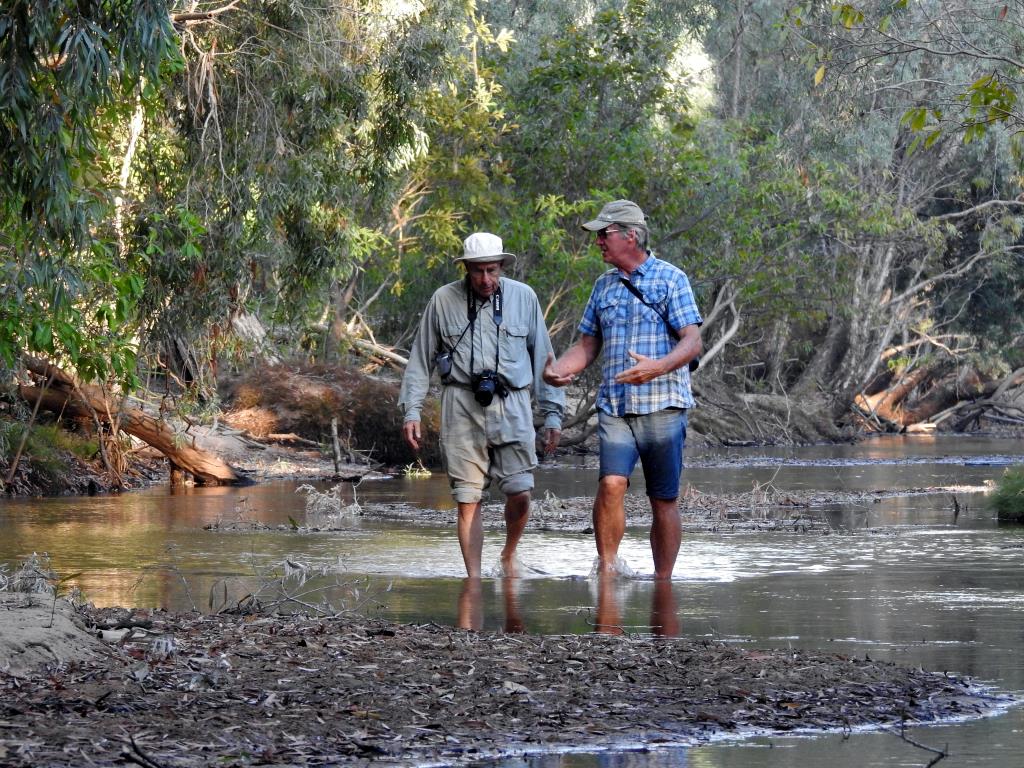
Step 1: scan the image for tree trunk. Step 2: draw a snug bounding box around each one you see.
[764,316,790,393]
[18,360,238,486]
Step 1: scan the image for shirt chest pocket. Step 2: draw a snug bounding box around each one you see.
[498,324,529,367]
[634,285,670,324]
[441,322,473,364]
[597,297,627,332]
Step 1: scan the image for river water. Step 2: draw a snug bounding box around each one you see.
[1,435,1023,767]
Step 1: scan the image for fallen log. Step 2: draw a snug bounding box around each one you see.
[854,361,1023,429]
[18,380,238,486]
[855,365,937,426]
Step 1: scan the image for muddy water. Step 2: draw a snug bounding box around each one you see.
[1,434,1023,767]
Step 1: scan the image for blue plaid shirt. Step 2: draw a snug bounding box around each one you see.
[579,254,702,416]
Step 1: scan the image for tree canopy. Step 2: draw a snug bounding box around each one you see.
[2,0,1022,438]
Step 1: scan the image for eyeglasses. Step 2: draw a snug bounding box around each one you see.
[596,227,625,241]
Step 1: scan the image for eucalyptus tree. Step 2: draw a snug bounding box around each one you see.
[787,0,1024,415]
[366,0,718,349]
[0,0,468,388]
[695,0,1024,422]
[811,0,1024,141]
[128,0,468,380]
[469,0,719,340]
[0,0,175,385]
[795,0,1024,401]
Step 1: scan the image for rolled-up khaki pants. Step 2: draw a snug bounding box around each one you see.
[439,386,537,504]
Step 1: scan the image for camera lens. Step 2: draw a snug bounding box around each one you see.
[473,371,497,406]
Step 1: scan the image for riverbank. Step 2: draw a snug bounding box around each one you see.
[0,596,1008,767]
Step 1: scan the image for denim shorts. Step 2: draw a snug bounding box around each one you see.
[598,409,687,499]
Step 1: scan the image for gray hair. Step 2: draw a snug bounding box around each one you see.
[625,224,649,250]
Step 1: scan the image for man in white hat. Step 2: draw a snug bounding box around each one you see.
[544,200,702,580]
[399,232,564,578]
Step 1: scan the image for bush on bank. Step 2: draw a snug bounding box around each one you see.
[990,465,1024,523]
[0,418,104,495]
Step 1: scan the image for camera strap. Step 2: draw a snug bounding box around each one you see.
[468,284,503,379]
[491,287,502,373]
[618,276,679,341]
[619,275,700,372]
[445,316,474,357]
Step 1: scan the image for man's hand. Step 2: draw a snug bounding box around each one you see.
[402,420,421,452]
[614,350,666,385]
[543,352,574,387]
[542,427,561,456]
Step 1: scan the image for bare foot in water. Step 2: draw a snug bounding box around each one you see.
[498,550,518,578]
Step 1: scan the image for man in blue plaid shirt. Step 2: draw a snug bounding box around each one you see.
[544,200,702,580]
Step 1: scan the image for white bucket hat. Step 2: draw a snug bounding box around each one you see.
[453,232,516,267]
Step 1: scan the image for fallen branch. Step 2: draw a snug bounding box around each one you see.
[350,338,408,368]
[122,734,169,768]
[19,358,238,486]
[890,723,948,767]
[266,432,321,448]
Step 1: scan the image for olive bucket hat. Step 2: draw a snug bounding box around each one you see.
[453,232,517,267]
[581,199,647,231]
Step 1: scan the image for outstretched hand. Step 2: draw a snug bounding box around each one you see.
[543,352,574,387]
[614,350,665,385]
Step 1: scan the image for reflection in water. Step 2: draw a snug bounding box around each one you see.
[502,577,525,634]
[649,579,680,637]
[595,575,680,637]
[457,577,482,630]
[595,573,625,635]
[457,576,525,633]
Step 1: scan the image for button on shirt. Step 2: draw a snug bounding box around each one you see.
[579,255,702,416]
[399,277,564,429]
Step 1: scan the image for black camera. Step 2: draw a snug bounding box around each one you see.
[472,370,506,407]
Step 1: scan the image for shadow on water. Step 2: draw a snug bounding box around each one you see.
[2,435,1024,767]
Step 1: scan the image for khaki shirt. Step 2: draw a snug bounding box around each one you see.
[399,277,564,430]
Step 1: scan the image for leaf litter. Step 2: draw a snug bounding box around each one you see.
[0,603,1009,767]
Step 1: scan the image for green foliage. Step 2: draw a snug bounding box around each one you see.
[0,0,175,385]
[0,0,175,246]
[961,74,1018,143]
[36,423,99,462]
[501,0,685,201]
[802,1,1024,145]
[990,465,1024,523]
[832,4,864,30]
[0,421,78,492]
[125,0,471,349]
[1,0,1020,431]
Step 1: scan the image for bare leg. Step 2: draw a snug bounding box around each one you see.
[500,490,530,576]
[594,475,628,575]
[457,577,483,630]
[650,496,681,580]
[457,501,483,578]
